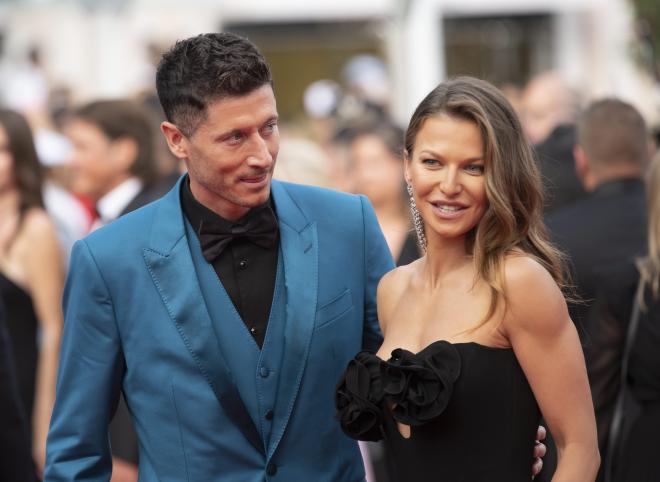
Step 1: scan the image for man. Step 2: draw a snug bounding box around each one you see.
[65,100,175,229]
[546,98,649,481]
[522,71,586,216]
[547,99,648,332]
[45,33,391,481]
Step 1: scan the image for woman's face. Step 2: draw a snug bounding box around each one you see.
[0,124,15,192]
[350,133,404,208]
[405,114,487,243]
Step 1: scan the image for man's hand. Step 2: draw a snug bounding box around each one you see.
[532,425,547,479]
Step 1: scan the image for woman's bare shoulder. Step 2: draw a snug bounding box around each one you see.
[17,208,61,259]
[20,207,57,237]
[502,254,569,335]
[377,260,418,324]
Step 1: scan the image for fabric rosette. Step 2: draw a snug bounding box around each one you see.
[335,351,386,441]
[383,340,461,426]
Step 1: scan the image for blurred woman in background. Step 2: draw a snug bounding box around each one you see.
[348,121,419,265]
[0,108,63,475]
[589,151,660,481]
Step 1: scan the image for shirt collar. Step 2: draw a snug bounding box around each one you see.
[96,177,143,223]
[180,175,277,235]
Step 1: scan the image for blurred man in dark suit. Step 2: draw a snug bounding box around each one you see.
[0,297,36,482]
[547,98,649,329]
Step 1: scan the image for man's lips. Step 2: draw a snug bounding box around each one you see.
[240,173,269,184]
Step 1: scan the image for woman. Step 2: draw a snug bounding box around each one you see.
[0,109,64,475]
[336,77,599,481]
[348,121,419,265]
[589,151,660,481]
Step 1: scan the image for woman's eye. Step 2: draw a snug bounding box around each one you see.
[465,164,485,174]
[422,158,440,166]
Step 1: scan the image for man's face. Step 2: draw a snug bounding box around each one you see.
[65,119,128,201]
[166,85,279,221]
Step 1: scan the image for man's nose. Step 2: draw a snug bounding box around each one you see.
[246,134,273,167]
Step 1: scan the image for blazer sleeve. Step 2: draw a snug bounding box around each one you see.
[45,240,123,482]
[359,195,395,353]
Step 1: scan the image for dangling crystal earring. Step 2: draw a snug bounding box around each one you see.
[407,183,426,253]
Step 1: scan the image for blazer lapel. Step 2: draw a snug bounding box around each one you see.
[268,181,318,457]
[141,177,264,454]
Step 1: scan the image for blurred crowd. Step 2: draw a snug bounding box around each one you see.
[0,42,658,482]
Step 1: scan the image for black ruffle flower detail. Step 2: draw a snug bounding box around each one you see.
[335,351,386,441]
[383,340,461,426]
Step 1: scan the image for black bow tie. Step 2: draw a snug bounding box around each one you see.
[198,204,279,262]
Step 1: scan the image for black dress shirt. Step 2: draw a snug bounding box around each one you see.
[181,179,279,348]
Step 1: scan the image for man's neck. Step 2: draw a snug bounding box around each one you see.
[589,166,642,192]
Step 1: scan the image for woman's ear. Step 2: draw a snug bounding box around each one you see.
[403,149,412,185]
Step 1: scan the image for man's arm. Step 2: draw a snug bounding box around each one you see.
[45,240,124,482]
[359,195,395,353]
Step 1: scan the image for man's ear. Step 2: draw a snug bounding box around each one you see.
[161,122,188,160]
[573,145,592,190]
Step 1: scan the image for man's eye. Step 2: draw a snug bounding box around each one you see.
[262,122,277,134]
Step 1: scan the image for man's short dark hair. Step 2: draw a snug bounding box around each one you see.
[156,32,273,136]
[577,98,650,170]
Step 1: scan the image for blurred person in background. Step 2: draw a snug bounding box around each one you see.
[63,99,177,482]
[274,134,334,188]
[0,296,36,482]
[65,99,176,229]
[587,151,660,482]
[547,99,649,335]
[348,120,419,265]
[545,98,649,481]
[0,108,63,477]
[522,71,586,216]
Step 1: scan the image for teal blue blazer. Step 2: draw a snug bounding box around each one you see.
[45,177,394,482]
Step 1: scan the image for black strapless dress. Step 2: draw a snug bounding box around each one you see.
[336,341,541,482]
[0,272,38,424]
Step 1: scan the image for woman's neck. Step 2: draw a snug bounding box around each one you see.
[421,235,473,287]
[0,189,20,219]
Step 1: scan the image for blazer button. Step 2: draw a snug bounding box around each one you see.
[266,462,277,476]
[260,366,270,378]
[265,409,274,420]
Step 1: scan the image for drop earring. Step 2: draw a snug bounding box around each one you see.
[407,183,427,253]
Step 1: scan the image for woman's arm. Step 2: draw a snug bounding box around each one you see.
[22,209,64,475]
[503,256,600,482]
